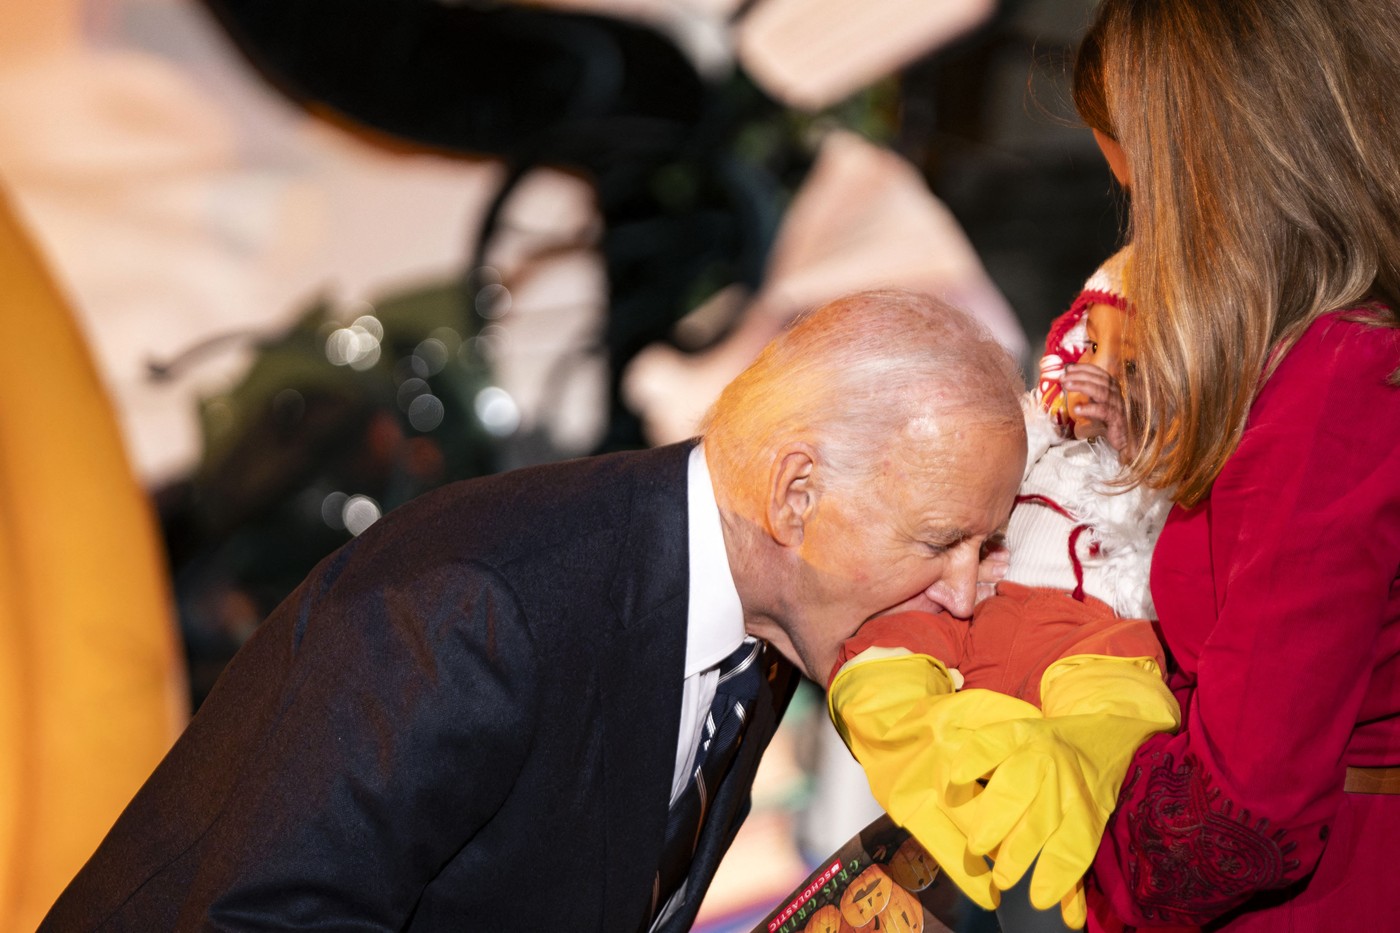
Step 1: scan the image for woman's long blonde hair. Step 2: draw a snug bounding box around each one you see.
[1074,0,1400,505]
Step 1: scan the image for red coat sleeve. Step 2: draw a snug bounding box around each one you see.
[1089,313,1400,928]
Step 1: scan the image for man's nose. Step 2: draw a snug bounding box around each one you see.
[924,548,979,619]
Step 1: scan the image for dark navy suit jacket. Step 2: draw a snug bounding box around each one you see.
[42,442,795,932]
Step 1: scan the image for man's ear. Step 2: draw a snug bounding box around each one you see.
[767,444,818,547]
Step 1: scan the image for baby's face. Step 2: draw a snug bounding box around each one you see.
[1067,301,1130,439]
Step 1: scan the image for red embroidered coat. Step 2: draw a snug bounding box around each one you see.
[1088,311,1400,930]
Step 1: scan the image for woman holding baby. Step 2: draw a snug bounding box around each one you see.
[1018,1,1399,928]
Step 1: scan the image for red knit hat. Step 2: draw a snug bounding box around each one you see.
[1035,245,1132,430]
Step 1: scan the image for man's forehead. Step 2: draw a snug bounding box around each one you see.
[904,427,1022,505]
[907,466,1016,512]
[910,485,1013,528]
[897,416,1025,466]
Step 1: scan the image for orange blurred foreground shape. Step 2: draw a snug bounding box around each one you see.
[0,185,186,930]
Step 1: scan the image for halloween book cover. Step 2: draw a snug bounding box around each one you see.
[751,813,987,933]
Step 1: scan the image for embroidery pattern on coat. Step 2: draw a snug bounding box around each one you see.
[1120,752,1300,923]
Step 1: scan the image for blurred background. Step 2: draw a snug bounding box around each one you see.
[0,0,1124,928]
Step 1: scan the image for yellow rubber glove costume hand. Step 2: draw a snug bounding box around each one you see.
[946,655,1180,928]
[828,645,1042,911]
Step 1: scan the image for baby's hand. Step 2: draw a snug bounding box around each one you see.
[977,532,1009,605]
[1061,363,1134,457]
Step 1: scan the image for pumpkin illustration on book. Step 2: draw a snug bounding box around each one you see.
[834,862,890,924]
[838,865,925,930]
[880,885,925,933]
[802,903,851,933]
[839,866,892,926]
[885,837,940,892]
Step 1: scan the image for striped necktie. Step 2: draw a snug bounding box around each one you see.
[652,637,765,920]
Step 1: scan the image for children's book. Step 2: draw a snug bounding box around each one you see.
[750,813,995,933]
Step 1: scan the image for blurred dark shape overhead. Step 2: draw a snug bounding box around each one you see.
[200,0,804,452]
[201,0,708,156]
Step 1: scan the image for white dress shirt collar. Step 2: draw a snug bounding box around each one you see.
[685,443,746,677]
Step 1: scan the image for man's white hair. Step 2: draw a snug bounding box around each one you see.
[703,290,1024,499]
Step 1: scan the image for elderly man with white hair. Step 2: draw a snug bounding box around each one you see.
[44,289,1025,933]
